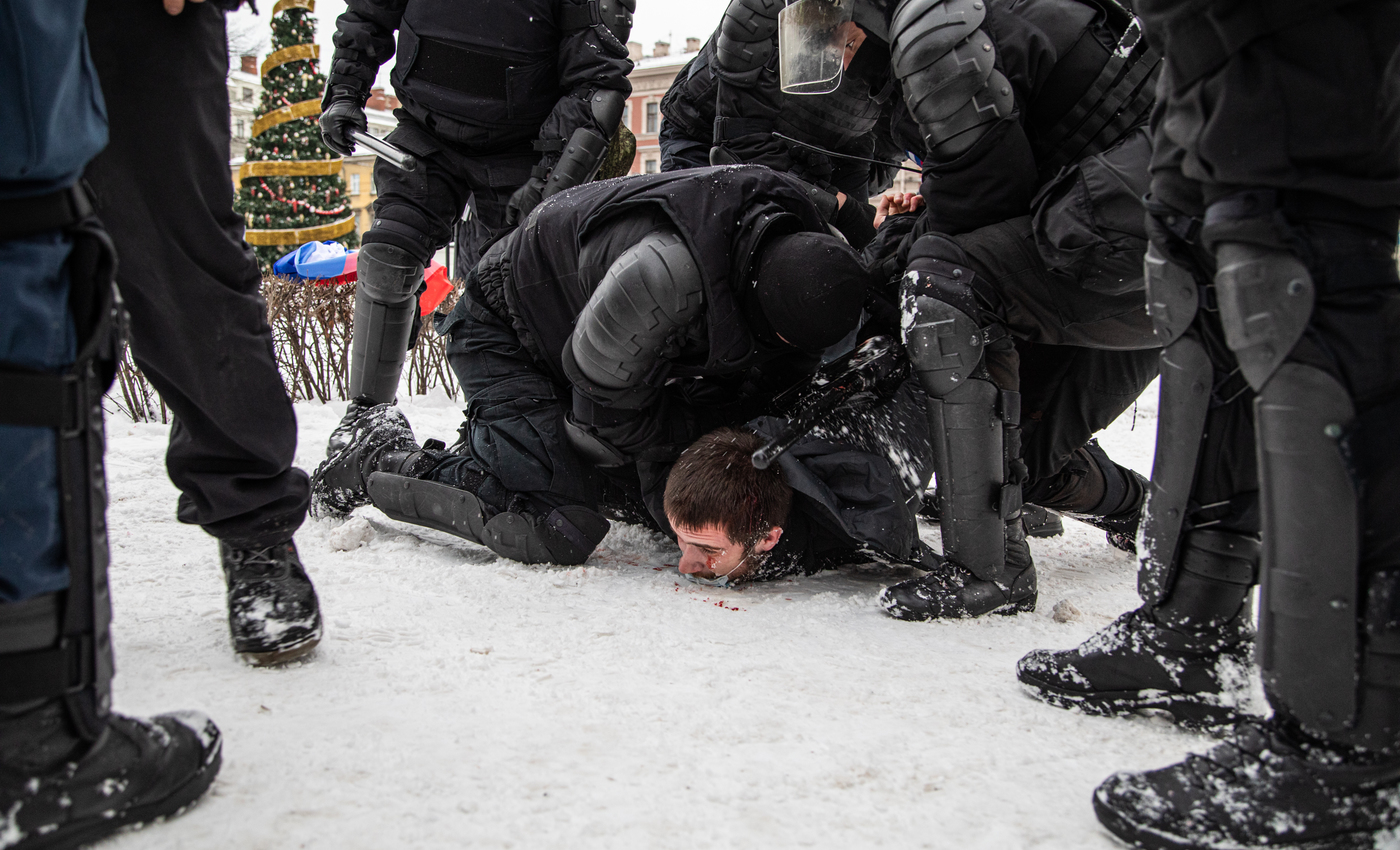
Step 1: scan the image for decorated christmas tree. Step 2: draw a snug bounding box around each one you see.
[235,0,358,273]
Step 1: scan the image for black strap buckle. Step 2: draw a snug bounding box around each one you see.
[0,635,92,703]
[0,183,94,241]
[0,367,85,435]
[558,1,599,31]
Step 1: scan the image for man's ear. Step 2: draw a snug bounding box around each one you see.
[754,526,783,553]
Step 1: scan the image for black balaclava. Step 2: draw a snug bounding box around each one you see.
[752,232,869,353]
[846,26,891,90]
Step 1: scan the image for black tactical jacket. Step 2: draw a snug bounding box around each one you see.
[325,0,632,152]
[709,0,1154,236]
[660,33,906,202]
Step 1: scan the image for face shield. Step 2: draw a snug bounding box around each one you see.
[778,0,856,95]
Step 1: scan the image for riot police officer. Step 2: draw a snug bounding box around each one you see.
[1017,1,1400,846]
[318,0,636,452]
[0,4,222,845]
[724,0,1164,619]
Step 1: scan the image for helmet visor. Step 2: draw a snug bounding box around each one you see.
[778,0,856,95]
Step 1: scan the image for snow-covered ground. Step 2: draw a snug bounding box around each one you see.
[99,381,1228,849]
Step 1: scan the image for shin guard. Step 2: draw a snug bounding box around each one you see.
[349,243,423,404]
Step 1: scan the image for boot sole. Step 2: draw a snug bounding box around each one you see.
[238,629,322,667]
[367,473,490,545]
[1017,668,1242,731]
[310,439,370,519]
[17,733,222,850]
[1092,793,1382,850]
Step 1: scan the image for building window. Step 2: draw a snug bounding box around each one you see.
[371,175,379,196]
[234,119,245,139]
[644,158,659,174]
[645,102,659,134]
[622,102,631,130]
[350,173,361,194]
[242,87,254,103]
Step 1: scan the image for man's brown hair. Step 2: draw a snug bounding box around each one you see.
[664,427,793,545]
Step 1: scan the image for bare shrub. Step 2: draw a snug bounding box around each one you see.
[109,342,167,424]
[104,276,463,422]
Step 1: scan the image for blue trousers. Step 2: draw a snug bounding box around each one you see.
[0,233,76,601]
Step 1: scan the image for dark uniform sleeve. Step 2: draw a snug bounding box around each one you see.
[709,0,800,177]
[323,0,407,104]
[531,0,635,174]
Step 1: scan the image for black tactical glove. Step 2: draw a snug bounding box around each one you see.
[505,176,547,227]
[319,87,367,157]
[832,196,878,249]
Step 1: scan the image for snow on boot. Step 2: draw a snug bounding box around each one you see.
[220,540,322,666]
[1016,530,1258,729]
[1093,718,1400,850]
[879,518,1037,619]
[0,704,222,850]
[324,395,375,459]
[1017,607,1254,729]
[310,403,419,517]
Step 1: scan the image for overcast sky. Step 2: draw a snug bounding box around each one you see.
[227,1,730,88]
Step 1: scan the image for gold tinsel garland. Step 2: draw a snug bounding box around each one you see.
[249,98,322,139]
[238,159,343,182]
[245,215,356,246]
[261,43,320,77]
[244,0,347,249]
[271,0,314,14]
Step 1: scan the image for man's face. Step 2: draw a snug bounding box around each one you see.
[837,21,867,69]
[670,522,782,584]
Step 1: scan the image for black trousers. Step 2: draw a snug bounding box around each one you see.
[365,114,537,267]
[938,214,1162,490]
[83,0,308,551]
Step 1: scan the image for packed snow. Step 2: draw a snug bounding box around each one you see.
[90,381,1301,849]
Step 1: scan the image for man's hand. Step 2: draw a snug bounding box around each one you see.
[319,92,368,157]
[163,0,204,13]
[873,191,924,229]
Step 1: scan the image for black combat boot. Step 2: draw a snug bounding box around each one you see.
[1016,530,1258,729]
[880,515,1037,619]
[0,595,222,850]
[1020,503,1064,539]
[1094,717,1400,849]
[314,405,609,565]
[220,540,323,666]
[324,394,376,458]
[311,403,442,517]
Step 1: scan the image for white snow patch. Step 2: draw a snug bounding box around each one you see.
[327,516,375,551]
[98,387,1232,850]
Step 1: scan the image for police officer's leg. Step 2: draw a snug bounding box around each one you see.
[1019,344,1158,550]
[325,119,470,455]
[459,149,537,236]
[84,1,321,664]
[1094,203,1400,848]
[1208,203,1400,753]
[1,196,222,846]
[312,263,608,566]
[1018,197,1263,728]
[879,233,1037,620]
